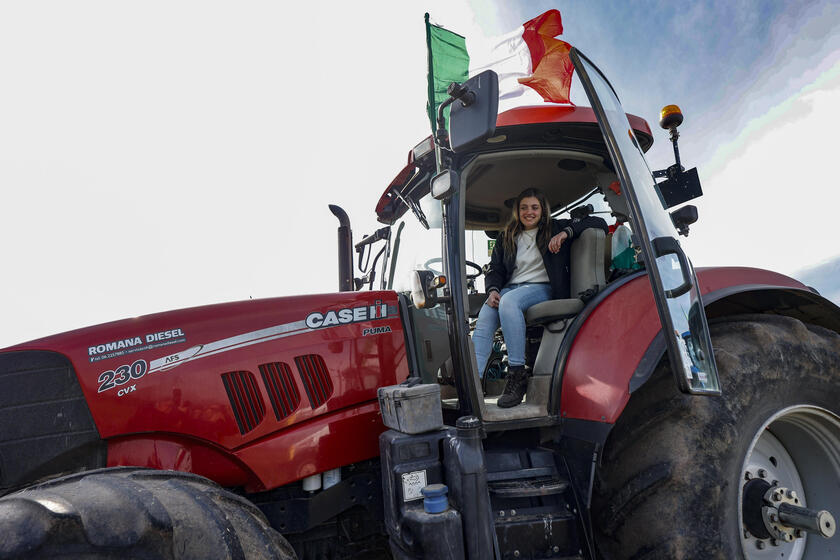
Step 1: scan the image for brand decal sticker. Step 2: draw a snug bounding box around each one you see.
[94,299,399,388]
[88,328,186,363]
[305,301,390,329]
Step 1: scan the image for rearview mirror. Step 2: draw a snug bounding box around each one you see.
[448,70,499,153]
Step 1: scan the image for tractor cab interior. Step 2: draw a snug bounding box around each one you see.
[367,108,656,424]
[451,148,635,422]
[371,143,642,424]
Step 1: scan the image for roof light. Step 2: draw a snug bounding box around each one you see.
[431,169,459,200]
[659,104,683,130]
[411,136,435,163]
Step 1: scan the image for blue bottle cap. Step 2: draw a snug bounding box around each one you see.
[421,483,449,513]
[421,484,447,497]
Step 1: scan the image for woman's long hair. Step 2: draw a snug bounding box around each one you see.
[501,188,552,256]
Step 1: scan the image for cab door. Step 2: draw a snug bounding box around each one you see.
[571,48,720,395]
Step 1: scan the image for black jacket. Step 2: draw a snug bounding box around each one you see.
[485,216,608,300]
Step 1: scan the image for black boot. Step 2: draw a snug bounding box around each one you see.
[497,366,528,408]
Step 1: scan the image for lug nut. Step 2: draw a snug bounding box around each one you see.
[510,509,516,516]
[773,491,782,501]
[743,529,751,539]
[770,538,779,547]
[769,513,778,522]
[756,540,766,550]
[745,472,753,480]
[758,469,768,478]
[795,529,804,538]
[513,551,520,558]
[499,511,505,517]
[553,546,559,553]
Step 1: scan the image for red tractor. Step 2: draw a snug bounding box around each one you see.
[1,49,838,560]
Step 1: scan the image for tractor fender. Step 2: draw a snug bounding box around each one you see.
[552,267,840,430]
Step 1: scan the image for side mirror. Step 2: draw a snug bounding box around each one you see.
[448,70,499,153]
[410,270,447,309]
[670,204,698,237]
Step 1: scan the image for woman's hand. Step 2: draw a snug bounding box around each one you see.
[548,231,569,253]
[486,291,500,308]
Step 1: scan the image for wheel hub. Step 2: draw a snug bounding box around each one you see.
[739,406,840,560]
[744,482,836,543]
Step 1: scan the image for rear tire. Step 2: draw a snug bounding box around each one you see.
[592,314,840,559]
[0,467,296,559]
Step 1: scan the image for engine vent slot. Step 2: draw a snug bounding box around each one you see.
[221,370,265,434]
[295,354,334,409]
[259,362,300,420]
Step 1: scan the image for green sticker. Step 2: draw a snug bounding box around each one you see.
[487,239,496,256]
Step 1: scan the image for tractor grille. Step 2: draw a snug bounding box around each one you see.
[295,354,333,409]
[221,370,266,434]
[259,362,300,420]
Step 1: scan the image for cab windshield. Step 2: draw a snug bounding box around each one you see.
[388,193,495,294]
[388,193,444,292]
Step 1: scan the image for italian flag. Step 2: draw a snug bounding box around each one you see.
[425,10,574,132]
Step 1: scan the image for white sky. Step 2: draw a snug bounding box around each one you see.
[683,63,840,272]
[1,1,839,348]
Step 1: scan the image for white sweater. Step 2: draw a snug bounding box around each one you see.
[508,229,549,284]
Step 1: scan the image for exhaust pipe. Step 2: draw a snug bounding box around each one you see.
[329,205,354,292]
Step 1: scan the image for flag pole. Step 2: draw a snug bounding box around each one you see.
[425,13,444,174]
[424,13,436,135]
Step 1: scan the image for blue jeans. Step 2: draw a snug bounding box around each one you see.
[472,283,552,375]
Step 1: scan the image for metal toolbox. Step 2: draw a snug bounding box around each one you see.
[378,382,443,434]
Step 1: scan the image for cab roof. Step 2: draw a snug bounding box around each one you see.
[376,105,652,225]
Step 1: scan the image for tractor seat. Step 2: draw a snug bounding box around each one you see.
[523,227,605,378]
[525,226,605,326]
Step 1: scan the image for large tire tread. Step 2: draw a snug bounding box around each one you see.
[592,314,840,560]
[0,467,296,560]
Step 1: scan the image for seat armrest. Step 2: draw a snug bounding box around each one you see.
[525,298,584,325]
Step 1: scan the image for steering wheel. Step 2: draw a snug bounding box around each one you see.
[423,258,483,280]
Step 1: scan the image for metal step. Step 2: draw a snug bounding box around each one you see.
[489,476,570,498]
[494,510,582,559]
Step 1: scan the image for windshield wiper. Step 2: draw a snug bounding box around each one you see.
[392,183,430,230]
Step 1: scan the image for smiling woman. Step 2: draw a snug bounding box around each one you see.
[472,187,608,408]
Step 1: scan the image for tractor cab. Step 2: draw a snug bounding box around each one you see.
[353,49,720,427]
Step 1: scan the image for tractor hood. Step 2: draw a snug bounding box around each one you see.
[2,291,409,489]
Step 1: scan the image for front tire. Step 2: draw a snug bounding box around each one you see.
[592,314,840,559]
[0,467,297,559]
